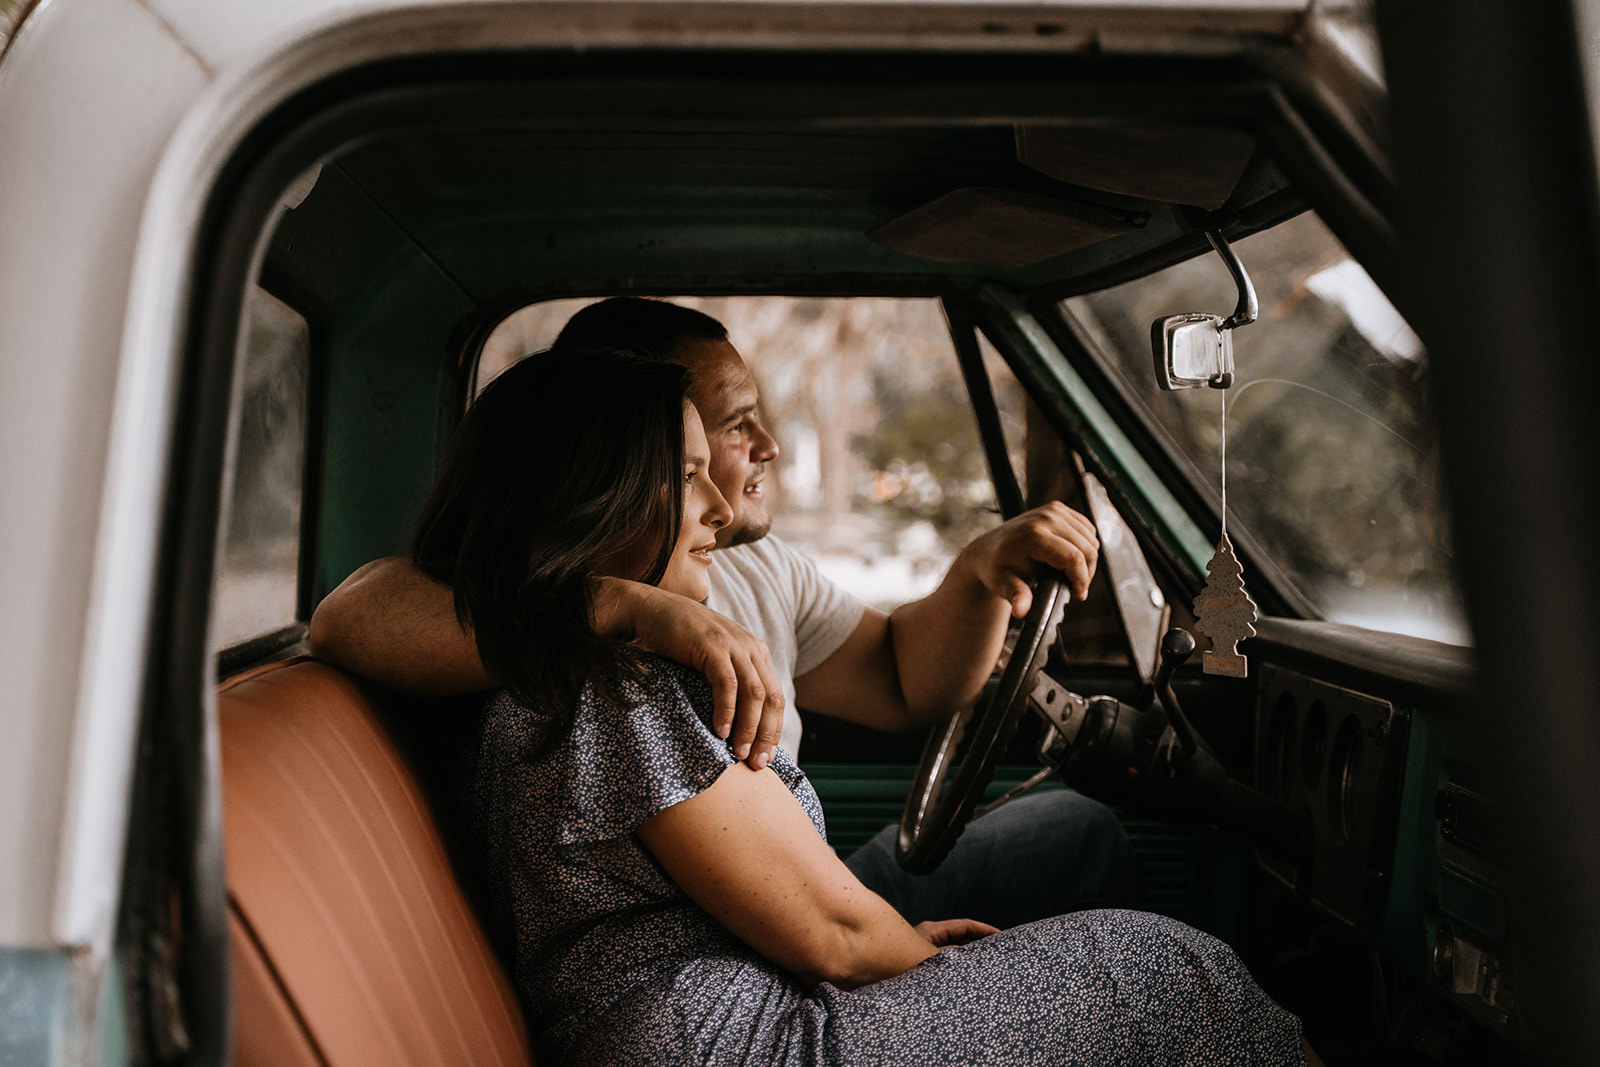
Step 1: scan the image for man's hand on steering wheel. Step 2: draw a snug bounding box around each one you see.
[959,501,1100,615]
[896,502,1100,875]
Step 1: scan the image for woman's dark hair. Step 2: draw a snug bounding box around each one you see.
[412,347,692,711]
[553,297,728,360]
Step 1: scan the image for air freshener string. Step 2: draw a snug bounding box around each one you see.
[1219,388,1228,540]
[1195,383,1256,679]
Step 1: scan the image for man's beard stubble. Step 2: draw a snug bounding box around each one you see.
[727,512,772,547]
[726,464,772,547]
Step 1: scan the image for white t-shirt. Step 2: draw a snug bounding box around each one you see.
[707,535,867,759]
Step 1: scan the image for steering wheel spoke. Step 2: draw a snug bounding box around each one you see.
[895,572,1073,873]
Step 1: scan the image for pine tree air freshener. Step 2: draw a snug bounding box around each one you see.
[1194,531,1257,677]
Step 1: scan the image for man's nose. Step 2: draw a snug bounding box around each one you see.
[750,418,779,462]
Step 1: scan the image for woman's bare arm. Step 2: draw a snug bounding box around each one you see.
[308,557,788,764]
[636,762,939,989]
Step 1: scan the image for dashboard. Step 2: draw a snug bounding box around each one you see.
[1249,621,1512,1042]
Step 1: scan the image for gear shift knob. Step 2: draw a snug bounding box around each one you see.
[1161,627,1197,666]
[1154,628,1199,764]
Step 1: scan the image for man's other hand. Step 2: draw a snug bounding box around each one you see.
[960,501,1099,611]
[913,918,1002,947]
[608,581,786,769]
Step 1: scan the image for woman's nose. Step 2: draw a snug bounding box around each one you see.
[705,484,733,528]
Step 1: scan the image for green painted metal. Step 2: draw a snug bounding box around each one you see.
[0,948,126,1066]
[0,947,71,1065]
[802,762,1238,929]
[95,959,129,1067]
[273,166,475,601]
[972,283,1212,578]
[314,264,470,597]
[1381,706,1437,984]
[802,762,1063,855]
[331,113,1200,301]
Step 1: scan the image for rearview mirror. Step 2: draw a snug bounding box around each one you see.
[1151,230,1256,390]
[1151,313,1234,389]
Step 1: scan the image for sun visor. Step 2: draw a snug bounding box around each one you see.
[868,187,1139,269]
[1014,124,1257,210]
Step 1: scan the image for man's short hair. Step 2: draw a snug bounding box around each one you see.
[553,297,728,362]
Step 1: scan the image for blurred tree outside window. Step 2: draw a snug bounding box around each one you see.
[1062,211,1468,645]
[479,297,1021,611]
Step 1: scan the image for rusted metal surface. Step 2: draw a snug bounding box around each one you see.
[154,1,1315,74]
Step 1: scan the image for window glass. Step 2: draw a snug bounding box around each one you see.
[1062,212,1469,645]
[214,287,309,647]
[479,297,1022,610]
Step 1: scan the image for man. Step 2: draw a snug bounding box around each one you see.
[310,298,1132,928]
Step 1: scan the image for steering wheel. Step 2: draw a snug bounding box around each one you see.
[895,572,1073,873]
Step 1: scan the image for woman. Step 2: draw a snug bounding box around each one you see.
[413,348,1308,1066]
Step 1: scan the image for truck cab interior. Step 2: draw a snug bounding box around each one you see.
[118,6,1600,1066]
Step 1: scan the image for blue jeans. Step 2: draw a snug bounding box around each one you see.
[843,789,1134,929]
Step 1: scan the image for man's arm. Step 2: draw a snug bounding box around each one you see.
[793,502,1099,732]
[308,557,788,765]
[308,558,490,693]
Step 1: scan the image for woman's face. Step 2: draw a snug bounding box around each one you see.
[658,402,733,602]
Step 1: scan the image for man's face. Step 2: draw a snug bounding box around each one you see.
[674,338,779,549]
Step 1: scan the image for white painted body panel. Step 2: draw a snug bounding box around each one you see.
[0,0,210,946]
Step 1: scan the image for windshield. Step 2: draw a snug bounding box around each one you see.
[1060,211,1469,645]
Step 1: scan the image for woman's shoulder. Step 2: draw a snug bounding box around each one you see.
[503,653,736,847]
[484,651,722,761]
[483,652,710,722]
[601,646,720,723]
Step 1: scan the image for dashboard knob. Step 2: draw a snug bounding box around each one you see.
[1431,923,1456,983]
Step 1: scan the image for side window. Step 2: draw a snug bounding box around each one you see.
[477,297,1022,610]
[213,287,310,649]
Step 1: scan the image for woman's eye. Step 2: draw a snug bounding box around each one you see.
[684,470,698,483]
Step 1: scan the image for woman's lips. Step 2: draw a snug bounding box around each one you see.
[689,543,716,564]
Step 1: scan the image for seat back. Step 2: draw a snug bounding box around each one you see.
[219,659,531,1067]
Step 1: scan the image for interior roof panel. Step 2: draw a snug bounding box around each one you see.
[263,49,1358,306]
[323,118,1293,301]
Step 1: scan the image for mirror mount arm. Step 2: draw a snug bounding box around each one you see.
[1207,230,1258,332]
